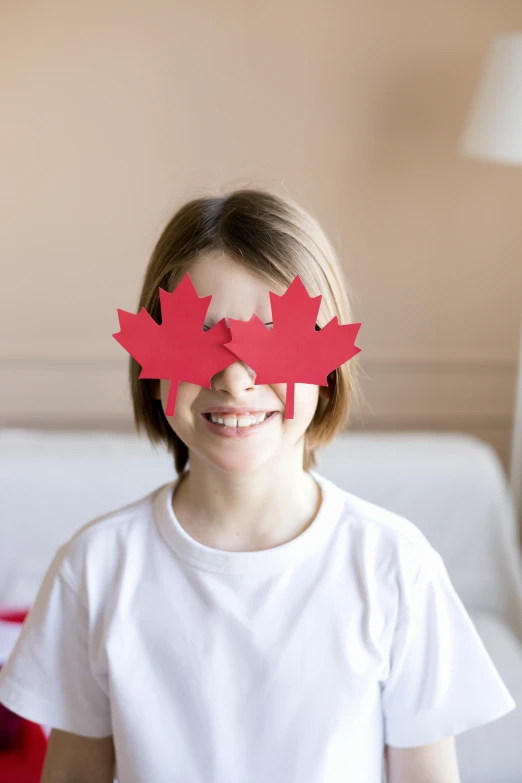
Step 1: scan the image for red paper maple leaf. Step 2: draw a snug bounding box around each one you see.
[113,273,237,416]
[224,276,362,419]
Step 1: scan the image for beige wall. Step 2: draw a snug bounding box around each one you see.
[2,1,522,472]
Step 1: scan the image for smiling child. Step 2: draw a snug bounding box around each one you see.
[0,188,515,783]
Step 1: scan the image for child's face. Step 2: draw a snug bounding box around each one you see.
[154,251,325,475]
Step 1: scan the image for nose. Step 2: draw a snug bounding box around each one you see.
[211,359,257,397]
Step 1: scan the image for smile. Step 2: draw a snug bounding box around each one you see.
[200,411,278,438]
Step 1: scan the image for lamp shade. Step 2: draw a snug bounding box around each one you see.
[461,33,522,164]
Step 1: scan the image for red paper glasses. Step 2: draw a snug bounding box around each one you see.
[113,273,362,418]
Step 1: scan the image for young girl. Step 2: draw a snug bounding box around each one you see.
[0,188,515,783]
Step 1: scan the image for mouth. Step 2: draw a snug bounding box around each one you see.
[200,411,279,438]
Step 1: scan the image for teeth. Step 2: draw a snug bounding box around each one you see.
[209,412,270,427]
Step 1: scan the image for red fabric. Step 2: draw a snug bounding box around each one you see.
[0,720,47,783]
[0,609,29,624]
[0,608,48,782]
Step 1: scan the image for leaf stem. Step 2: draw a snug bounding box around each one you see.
[285,382,295,419]
[165,379,179,417]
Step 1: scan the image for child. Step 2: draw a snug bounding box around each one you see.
[0,188,515,783]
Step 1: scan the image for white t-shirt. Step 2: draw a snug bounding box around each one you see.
[0,470,515,783]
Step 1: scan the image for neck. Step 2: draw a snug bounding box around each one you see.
[172,450,321,552]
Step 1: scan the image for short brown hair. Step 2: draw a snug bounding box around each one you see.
[129,186,361,474]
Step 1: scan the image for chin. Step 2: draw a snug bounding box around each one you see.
[184,439,282,475]
[204,450,272,475]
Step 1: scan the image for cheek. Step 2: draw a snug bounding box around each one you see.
[300,384,321,420]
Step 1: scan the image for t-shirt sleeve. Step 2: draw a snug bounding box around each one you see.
[381,544,516,748]
[0,547,112,738]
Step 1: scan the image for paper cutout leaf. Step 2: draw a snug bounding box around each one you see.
[113,273,236,416]
[224,276,362,418]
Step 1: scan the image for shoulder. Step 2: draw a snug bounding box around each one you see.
[316,471,443,579]
[52,482,174,590]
